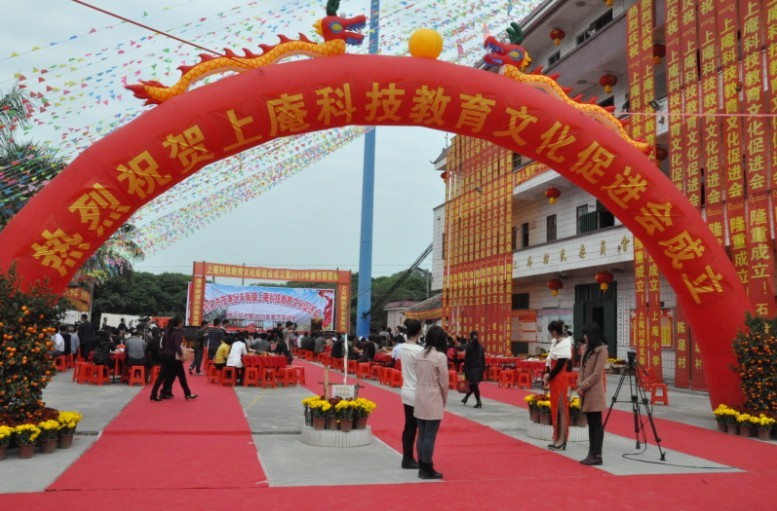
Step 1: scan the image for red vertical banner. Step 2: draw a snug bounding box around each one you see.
[188,261,206,326]
[747,195,775,315]
[665,0,684,194]
[698,0,725,244]
[680,0,701,209]
[673,305,691,387]
[768,0,777,194]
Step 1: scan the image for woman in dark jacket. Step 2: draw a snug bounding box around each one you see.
[150,317,197,402]
[461,331,486,408]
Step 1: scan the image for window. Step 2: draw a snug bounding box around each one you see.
[511,226,518,251]
[576,9,613,45]
[547,214,557,242]
[512,293,530,310]
[521,222,529,248]
[441,233,446,259]
[576,205,589,234]
[548,50,561,66]
[512,152,522,170]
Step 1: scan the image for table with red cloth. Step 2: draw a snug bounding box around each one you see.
[110,351,126,382]
[242,354,288,371]
[373,352,393,365]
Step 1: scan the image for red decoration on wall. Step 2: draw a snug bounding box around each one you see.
[653,43,666,64]
[595,271,614,291]
[655,145,668,161]
[547,278,564,296]
[544,186,561,204]
[550,28,566,46]
[599,73,617,93]
[440,171,449,179]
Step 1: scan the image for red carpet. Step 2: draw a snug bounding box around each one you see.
[0,360,775,510]
[48,375,266,491]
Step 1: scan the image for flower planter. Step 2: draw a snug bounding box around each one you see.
[40,437,58,454]
[312,416,326,431]
[539,413,551,426]
[354,416,369,430]
[17,443,35,459]
[326,418,339,430]
[758,428,772,441]
[726,422,739,435]
[529,409,540,423]
[739,424,754,438]
[0,445,7,461]
[58,433,74,449]
[573,415,588,428]
[339,419,354,433]
[716,420,727,433]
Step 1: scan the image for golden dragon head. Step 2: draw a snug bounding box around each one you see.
[483,22,532,71]
[313,0,366,45]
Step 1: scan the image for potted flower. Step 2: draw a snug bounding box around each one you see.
[753,414,775,441]
[713,404,738,433]
[14,424,41,459]
[523,394,543,423]
[353,397,377,429]
[57,411,82,449]
[537,398,552,425]
[335,399,355,432]
[736,413,754,437]
[37,419,60,453]
[0,425,13,460]
[305,396,333,430]
[569,397,586,427]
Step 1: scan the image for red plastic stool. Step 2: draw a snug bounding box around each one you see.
[262,368,278,388]
[380,367,393,385]
[650,383,670,405]
[221,366,237,386]
[207,365,221,384]
[54,356,70,372]
[370,365,382,380]
[347,359,358,374]
[389,369,403,388]
[293,366,306,385]
[356,363,372,379]
[243,366,261,387]
[278,367,296,387]
[74,361,93,384]
[90,364,111,385]
[487,366,501,381]
[448,370,458,390]
[127,366,145,386]
[498,369,515,388]
[148,365,161,384]
[515,370,531,389]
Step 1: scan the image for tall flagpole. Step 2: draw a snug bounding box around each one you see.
[356,0,380,338]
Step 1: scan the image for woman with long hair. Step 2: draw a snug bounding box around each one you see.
[461,331,485,408]
[543,320,573,450]
[576,322,608,465]
[413,325,449,479]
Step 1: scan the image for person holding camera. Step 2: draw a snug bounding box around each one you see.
[543,320,572,450]
[576,322,608,466]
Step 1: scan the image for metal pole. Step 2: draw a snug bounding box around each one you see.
[356,0,380,338]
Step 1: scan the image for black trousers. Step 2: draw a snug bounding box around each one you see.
[165,359,192,397]
[586,411,604,455]
[402,404,418,461]
[151,354,175,398]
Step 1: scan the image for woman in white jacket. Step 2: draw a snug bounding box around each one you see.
[412,325,449,480]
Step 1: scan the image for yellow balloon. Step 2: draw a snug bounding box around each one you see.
[408,28,443,59]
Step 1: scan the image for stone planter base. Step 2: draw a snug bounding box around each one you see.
[300,425,372,447]
[527,422,588,442]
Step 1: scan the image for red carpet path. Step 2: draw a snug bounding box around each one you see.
[2,360,776,511]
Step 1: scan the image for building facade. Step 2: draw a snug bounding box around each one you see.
[432,0,776,390]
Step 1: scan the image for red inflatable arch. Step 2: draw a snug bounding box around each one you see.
[0,55,751,407]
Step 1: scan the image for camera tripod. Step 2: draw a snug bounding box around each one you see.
[603,353,666,461]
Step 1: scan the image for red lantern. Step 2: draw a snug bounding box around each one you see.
[440,171,448,180]
[544,186,561,204]
[550,28,566,46]
[655,145,668,161]
[653,43,666,65]
[595,271,614,291]
[547,278,564,296]
[599,74,617,94]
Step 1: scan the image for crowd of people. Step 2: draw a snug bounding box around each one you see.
[51,313,607,469]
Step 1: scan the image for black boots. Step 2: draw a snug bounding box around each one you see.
[418,461,443,479]
[580,453,603,465]
[401,458,419,469]
[462,393,471,405]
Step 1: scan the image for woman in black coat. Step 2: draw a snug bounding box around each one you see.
[461,331,485,408]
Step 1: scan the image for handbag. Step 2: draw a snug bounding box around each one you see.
[176,347,194,363]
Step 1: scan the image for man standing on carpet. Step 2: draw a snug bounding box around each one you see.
[395,318,424,469]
